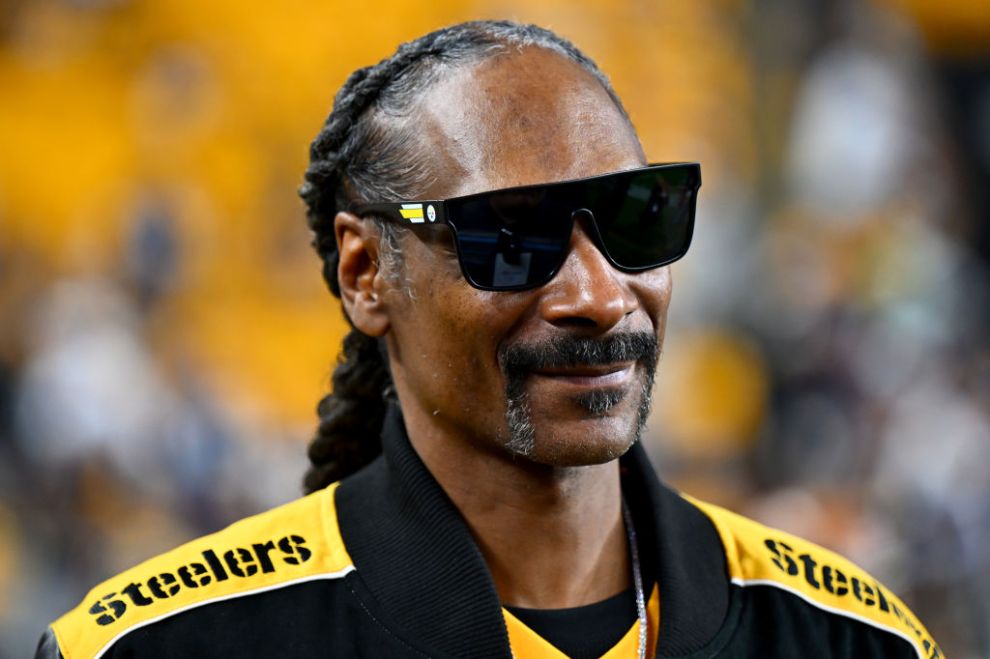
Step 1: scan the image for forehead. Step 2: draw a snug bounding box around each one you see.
[414,46,645,199]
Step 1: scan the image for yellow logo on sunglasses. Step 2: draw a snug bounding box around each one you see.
[399,203,425,223]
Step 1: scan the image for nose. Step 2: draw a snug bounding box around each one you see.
[538,218,639,330]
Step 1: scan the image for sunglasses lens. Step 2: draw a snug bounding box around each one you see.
[444,164,699,291]
[591,167,698,270]
[447,191,572,290]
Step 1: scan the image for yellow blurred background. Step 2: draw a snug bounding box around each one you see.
[1,0,989,656]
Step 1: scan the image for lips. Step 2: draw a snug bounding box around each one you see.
[531,362,636,388]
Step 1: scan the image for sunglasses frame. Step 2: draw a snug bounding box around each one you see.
[349,162,701,292]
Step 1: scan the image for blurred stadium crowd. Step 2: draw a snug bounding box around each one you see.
[1,0,988,656]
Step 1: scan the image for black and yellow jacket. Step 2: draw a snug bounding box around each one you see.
[38,406,941,658]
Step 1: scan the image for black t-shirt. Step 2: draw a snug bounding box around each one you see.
[505,589,637,659]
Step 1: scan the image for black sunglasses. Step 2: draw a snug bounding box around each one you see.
[350,162,701,292]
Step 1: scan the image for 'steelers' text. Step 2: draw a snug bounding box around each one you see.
[88,534,311,626]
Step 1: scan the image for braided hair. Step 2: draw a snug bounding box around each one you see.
[299,20,631,493]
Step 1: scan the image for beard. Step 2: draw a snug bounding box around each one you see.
[498,332,659,459]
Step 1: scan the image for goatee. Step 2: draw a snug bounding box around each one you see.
[498,332,659,458]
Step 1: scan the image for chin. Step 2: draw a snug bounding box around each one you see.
[500,367,656,467]
[506,411,644,467]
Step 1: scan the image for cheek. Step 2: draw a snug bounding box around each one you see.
[425,289,523,374]
[632,266,673,331]
[387,252,524,398]
[399,291,519,423]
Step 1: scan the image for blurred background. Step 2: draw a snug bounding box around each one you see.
[0,0,988,656]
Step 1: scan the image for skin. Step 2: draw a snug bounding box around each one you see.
[335,47,673,608]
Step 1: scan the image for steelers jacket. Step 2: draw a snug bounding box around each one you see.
[38,405,942,658]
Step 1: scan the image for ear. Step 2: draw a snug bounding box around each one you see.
[335,211,391,337]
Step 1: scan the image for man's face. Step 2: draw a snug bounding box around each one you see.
[380,48,673,467]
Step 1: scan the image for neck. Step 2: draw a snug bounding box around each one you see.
[404,405,631,609]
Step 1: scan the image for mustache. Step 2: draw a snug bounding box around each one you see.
[499,331,659,377]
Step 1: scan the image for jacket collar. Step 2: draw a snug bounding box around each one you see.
[335,404,729,658]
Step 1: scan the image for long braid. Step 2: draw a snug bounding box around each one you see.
[299,20,631,493]
[302,329,392,493]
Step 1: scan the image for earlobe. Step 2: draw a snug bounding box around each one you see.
[334,211,391,337]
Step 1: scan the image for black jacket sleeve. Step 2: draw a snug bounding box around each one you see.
[35,628,64,659]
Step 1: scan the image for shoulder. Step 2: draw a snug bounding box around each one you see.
[684,495,943,659]
[45,484,353,659]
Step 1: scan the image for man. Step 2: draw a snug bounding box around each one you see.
[38,20,940,659]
